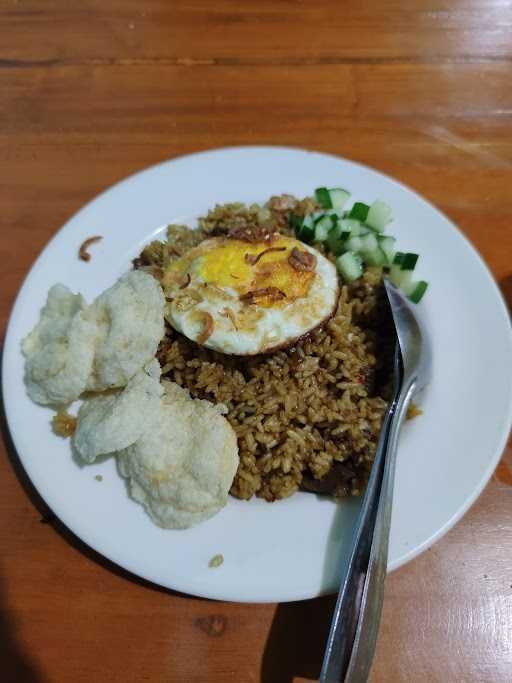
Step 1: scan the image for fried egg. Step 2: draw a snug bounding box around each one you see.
[162,235,339,355]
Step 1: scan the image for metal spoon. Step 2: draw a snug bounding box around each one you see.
[320,279,432,683]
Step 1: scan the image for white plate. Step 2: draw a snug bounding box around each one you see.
[3,147,512,603]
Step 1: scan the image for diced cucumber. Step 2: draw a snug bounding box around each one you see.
[314,223,330,242]
[360,232,378,253]
[401,253,419,271]
[328,188,351,210]
[391,250,427,302]
[297,214,315,243]
[309,210,326,226]
[315,187,332,209]
[363,247,387,267]
[346,235,363,252]
[326,221,344,240]
[339,218,364,236]
[401,271,414,290]
[298,226,314,243]
[315,187,351,211]
[325,209,344,221]
[389,265,402,286]
[378,235,396,263]
[302,214,314,229]
[336,252,363,282]
[314,213,337,227]
[389,253,406,286]
[327,227,350,256]
[289,213,303,236]
[366,200,393,232]
[303,189,426,302]
[390,252,419,284]
[359,232,386,266]
[405,280,429,304]
[314,215,335,242]
[348,202,370,222]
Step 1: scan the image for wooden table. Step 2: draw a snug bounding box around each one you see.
[1,2,511,681]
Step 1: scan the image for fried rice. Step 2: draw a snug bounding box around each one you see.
[134,195,393,502]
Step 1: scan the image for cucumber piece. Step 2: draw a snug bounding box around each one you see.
[297,214,315,243]
[315,187,332,209]
[401,252,419,271]
[389,265,402,286]
[359,232,386,266]
[363,247,387,267]
[336,252,363,282]
[348,202,370,222]
[292,211,322,245]
[378,235,396,263]
[397,253,427,301]
[327,227,350,256]
[298,227,314,243]
[299,225,315,244]
[328,188,351,210]
[366,200,393,232]
[390,252,406,285]
[314,215,334,242]
[325,209,344,221]
[359,232,378,253]
[339,218,363,236]
[346,235,363,253]
[401,271,413,289]
[289,213,303,236]
[310,210,327,225]
[405,280,429,304]
[326,220,344,239]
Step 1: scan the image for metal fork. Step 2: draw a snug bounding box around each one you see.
[320,279,432,683]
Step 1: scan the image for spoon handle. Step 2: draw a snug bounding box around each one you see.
[319,395,397,682]
[342,379,416,682]
[320,363,414,683]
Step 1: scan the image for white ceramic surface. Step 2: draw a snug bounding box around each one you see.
[3,147,512,603]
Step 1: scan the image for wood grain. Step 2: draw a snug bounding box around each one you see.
[2,0,512,63]
[1,1,511,681]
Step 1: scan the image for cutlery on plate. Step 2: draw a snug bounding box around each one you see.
[320,279,432,683]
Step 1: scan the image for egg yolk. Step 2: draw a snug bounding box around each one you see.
[196,237,315,305]
[163,236,317,309]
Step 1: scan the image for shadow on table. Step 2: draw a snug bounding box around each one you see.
[0,578,48,683]
[261,490,360,682]
[0,344,200,604]
[261,594,335,683]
